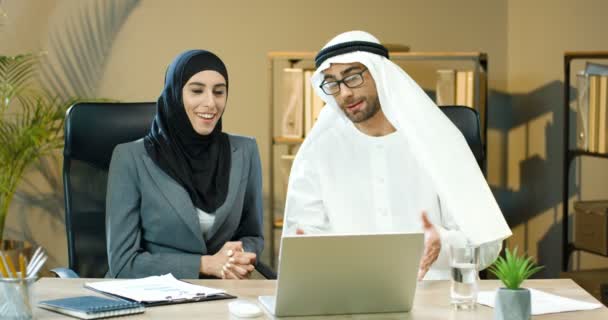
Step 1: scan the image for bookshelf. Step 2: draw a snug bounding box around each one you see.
[267,51,489,266]
[562,51,608,272]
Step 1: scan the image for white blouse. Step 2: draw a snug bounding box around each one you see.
[197,208,215,240]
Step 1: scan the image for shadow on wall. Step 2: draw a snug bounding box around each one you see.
[4,154,65,271]
[4,0,142,270]
[488,80,578,278]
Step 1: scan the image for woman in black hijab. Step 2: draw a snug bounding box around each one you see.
[106,50,263,279]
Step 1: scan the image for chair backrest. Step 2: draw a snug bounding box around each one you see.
[63,102,156,277]
[438,105,485,170]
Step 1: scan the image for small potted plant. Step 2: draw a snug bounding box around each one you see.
[487,247,543,320]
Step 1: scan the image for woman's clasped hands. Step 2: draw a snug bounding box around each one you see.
[201,241,256,279]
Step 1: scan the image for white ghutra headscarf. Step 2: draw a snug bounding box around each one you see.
[292,30,511,245]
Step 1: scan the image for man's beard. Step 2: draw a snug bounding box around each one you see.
[345,96,381,123]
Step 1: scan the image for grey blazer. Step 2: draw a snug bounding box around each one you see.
[105,135,263,279]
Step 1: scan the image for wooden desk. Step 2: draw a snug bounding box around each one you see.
[32,278,606,319]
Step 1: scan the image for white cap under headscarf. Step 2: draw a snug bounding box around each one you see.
[295,30,511,245]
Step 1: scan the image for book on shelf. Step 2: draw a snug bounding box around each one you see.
[304,70,314,135]
[435,69,455,106]
[277,153,296,204]
[281,68,325,139]
[455,70,468,106]
[311,86,325,129]
[578,71,608,153]
[585,62,608,76]
[304,70,325,135]
[436,69,475,109]
[598,76,608,153]
[576,71,590,151]
[280,68,304,138]
[465,70,474,108]
[589,75,599,152]
[38,296,145,319]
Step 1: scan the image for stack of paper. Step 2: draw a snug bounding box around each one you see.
[85,274,226,304]
[477,288,602,315]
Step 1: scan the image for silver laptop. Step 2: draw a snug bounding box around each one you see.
[259,232,424,317]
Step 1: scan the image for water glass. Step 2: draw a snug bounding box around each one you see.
[449,245,480,310]
[0,276,36,320]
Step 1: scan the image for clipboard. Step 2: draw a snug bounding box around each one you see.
[84,274,236,307]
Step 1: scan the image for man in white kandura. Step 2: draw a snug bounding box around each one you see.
[282,30,512,280]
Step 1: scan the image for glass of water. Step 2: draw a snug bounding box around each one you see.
[449,245,479,310]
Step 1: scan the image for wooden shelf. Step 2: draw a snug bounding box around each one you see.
[565,51,608,60]
[569,150,608,160]
[562,52,608,272]
[273,218,283,228]
[390,51,487,61]
[273,136,304,145]
[570,244,608,258]
[268,51,487,62]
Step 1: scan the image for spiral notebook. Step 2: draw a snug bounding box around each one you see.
[38,296,145,319]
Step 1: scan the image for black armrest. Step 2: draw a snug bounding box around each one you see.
[255,261,277,280]
[50,267,80,278]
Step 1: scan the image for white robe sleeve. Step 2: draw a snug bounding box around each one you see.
[426,196,503,280]
[283,151,331,235]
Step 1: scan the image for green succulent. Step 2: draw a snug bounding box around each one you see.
[487,247,544,290]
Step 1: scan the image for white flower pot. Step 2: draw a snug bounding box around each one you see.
[494,287,531,320]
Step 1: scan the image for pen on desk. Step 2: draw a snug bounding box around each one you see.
[27,247,45,275]
[28,253,47,278]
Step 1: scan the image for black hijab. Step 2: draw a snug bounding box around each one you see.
[144,50,231,213]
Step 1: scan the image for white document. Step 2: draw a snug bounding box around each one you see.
[477,288,603,315]
[85,274,225,303]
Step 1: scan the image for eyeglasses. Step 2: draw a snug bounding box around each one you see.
[319,69,368,95]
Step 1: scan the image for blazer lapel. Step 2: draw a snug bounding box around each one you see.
[205,143,243,241]
[141,155,205,247]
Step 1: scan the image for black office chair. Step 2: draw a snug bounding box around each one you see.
[440,105,490,279]
[438,105,485,170]
[54,102,276,279]
[55,102,157,278]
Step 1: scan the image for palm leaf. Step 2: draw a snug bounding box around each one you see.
[40,0,141,99]
[1,0,141,240]
[0,54,39,110]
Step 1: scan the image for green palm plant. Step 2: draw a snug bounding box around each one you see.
[0,53,78,240]
[487,247,544,290]
[0,0,141,245]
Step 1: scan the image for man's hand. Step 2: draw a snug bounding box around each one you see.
[418,211,441,281]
